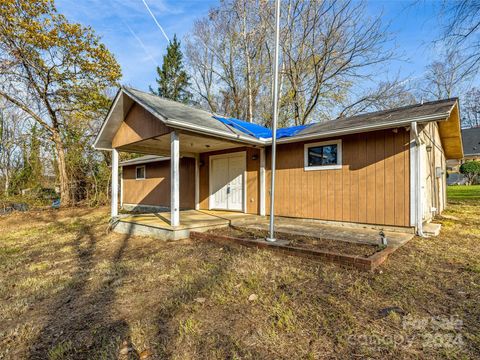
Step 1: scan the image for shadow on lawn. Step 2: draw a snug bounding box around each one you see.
[152,246,272,359]
[26,211,137,360]
[23,210,271,359]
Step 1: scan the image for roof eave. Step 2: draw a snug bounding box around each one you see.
[93,88,123,150]
[438,101,464,160]
[275,112,450,144]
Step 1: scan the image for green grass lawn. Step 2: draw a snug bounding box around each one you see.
[0,205,479,359]
[447,184,480,201]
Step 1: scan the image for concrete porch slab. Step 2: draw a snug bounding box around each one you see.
[229,216,414,248]
[113,210,250,240]
[113,210,414,247]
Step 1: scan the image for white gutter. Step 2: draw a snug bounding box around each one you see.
[277,113,450,144]
[411,121,424,237]
[165,110,448,148]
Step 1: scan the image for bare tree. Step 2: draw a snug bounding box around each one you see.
[185,25,218,112]
[186,0,396,126]
[338,78,417,118]
[422,50,474,100]
[0,101,24,195]
[278,0,395,125]
[462,87,480,128]
[442,0,480,77]
[186,1,270,121]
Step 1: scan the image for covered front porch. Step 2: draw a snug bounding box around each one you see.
[99,87,267,229]
[111,128,267,227]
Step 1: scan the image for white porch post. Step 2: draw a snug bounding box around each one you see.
[195,153,200,210]
[120,166,124,208]
[171,131,180,227]
[259,148,266,216]
[111,148,119,218]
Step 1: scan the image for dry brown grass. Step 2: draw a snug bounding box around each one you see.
[0,199,479,359]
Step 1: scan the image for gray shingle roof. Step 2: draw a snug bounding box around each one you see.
[295,98,458,137]
[123,87,257,140]
[462,127,480,156]
[96,86,459,151]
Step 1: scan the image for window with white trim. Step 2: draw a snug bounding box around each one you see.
[135,165,146,180]
[304,140,342,170]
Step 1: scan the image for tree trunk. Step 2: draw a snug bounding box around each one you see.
[245,54,253,123]
[241,7,254,123]
[4,170,9,195]
[52,131,71,206]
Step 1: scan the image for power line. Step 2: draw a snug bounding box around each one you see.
[141,0,170,43]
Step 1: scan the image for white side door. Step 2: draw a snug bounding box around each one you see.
[211,157,229,209]
[227,155,245,211]
[210,152,245,211]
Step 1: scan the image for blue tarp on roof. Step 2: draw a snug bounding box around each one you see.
[276,124,310,138]
[214,116,310,139]
[214,116,272,138]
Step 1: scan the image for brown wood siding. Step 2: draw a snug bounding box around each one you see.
[266,129,411,227]
[122,158,195,209]
[198,147,260,214]
[112,103,171,148]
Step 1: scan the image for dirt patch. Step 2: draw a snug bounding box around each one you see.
[209,226,382,257]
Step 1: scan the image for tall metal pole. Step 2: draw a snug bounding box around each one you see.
[267,0,281,242]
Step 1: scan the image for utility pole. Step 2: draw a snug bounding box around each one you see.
[267,0,281,242]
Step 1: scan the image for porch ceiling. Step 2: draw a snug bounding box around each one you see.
[116,130,254,156]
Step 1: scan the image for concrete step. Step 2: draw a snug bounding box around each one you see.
[423,223,442,237]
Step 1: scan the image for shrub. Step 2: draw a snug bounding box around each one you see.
[459,161,480,185]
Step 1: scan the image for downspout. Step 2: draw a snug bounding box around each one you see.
[411,122,424,237]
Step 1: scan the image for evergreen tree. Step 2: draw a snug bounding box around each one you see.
[150,35,191,103]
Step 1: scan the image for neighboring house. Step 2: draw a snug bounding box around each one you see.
[461,127,480,161]
[446,127,480,184]
[95,87,464,236]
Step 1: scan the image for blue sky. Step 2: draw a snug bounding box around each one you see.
[56,0,449,91]
[57,0,216,90]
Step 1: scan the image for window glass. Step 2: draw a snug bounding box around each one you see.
[308,144,338,166]
[136,166,145,179]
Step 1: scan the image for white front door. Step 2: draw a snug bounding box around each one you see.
[210,152,245,211]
